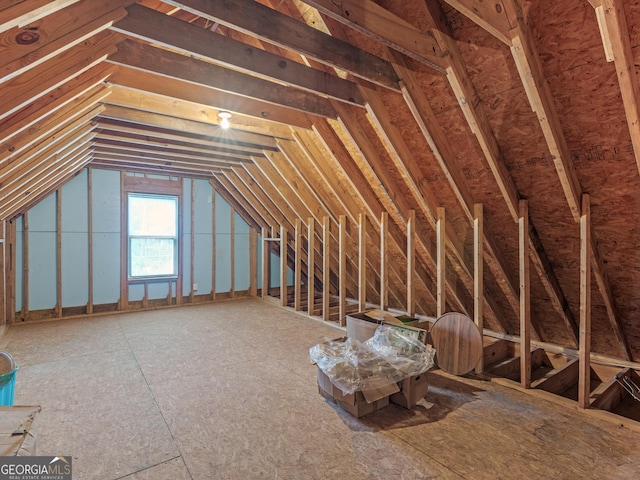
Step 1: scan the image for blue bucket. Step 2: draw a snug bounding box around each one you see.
[0,365,18,406]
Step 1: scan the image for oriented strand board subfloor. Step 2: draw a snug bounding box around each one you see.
[2,298,639,479]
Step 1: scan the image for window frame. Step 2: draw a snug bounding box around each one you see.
[126,192,179,281]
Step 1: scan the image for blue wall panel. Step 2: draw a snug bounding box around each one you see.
[194,180,213,294]
[28,194,57,310]
[14,217,23,312]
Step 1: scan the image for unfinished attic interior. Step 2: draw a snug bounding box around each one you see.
[1,0,640,476]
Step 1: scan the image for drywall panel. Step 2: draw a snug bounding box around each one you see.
[61,171,89,307]
[215,192,230,234]
[128,283,144,301]
[215,233,231,293]
[193,179,213,294]
[148,281,170,300]
[234,212,250,291]
[28,194,56,310]
[92,169,121,304]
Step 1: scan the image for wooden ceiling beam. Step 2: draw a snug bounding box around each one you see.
[90,156,222,177]
[0,0,81,34]
[442,0,516,45]
[92,138,254,164]
[107,39,337,119]
[302,0,445,72]
[108,66,310,132]
[98,105,278,149]
[94,130,264,159]
[91,146,242,170]
[590,0,640,176]
[112,3,364,107]
[0,0,130,82]
[0,62,115,143]
[162,0,399,90]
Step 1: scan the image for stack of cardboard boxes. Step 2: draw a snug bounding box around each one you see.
[315,310,432,417]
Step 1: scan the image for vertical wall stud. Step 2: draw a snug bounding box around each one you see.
[249,227,258,297]
[56,189,62,318]
[211,186,216,301]
[190,178,195,304]
[322,216,330,322]
[261,226,269,299]
[474,203,484,374]
[437,207,446,317]
[339,214,347,325]
[380,211,388,311]
[406,209,416,317]
[87,168,93,315]
[294,218,302,311]
[579,194,592,408]
[307,217,315,316]
[519,200,531,388]
[280,225,287,307]
[358,213,367,312]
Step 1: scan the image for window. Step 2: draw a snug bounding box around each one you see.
[128,194,178,279]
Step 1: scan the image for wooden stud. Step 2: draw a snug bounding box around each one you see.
[436,207,446,317]
[119,171,126,311]
[294,218,302,311]
[230,205,235,299]
[339,214,347,325]
[87,168,93,315]
[579,194,592,409]
[280,224,287,307]
[380,211,388,311]
[22,212,28,322]
[190,178,195,303]
[56,189,62,318]
[249,227,257,297]
[261,226,269,299]
[358,213,367,312]
[307,217,315,316]
[322,216,330,322]
[406,209,416,317]
[474,203,484,374]
[211,185,216,300]
[519,200,531,388]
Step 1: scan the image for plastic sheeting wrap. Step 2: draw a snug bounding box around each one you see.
[309,325,436,395]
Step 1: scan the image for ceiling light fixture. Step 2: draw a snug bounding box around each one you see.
[218,111,232,129]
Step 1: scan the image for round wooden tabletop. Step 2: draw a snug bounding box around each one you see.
[430,312,483,375]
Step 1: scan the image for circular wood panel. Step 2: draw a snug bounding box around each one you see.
[430,312,482,375]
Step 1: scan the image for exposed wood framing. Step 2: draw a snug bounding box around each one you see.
[338,214,347,325]
[307,217,315,315]
[380,211,388,311]
[474,203,484,373]
[579,194,592,409]
[294,218,302,311]
[519,200,531,388]
[358,213,366,312]
[436,207,446,317]
[406,209,415,317]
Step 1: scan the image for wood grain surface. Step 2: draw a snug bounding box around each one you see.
[430,312,483,375]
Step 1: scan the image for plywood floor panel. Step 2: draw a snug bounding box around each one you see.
[3,298,640,479]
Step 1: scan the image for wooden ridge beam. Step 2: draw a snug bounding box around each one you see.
[302,0,445,72]
[162,0,400,90]
[113,3,364,106]
[107,39,337,119]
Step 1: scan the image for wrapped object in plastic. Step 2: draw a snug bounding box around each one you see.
[309,325,436,395]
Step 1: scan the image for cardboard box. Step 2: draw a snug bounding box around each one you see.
[0,406,40,456]
[346,311,428,344]
[316,368,398,418]
[390,373,429,409]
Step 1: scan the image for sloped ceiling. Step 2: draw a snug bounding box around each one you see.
[1,0,639,362]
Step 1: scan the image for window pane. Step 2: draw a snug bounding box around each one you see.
[128,195,177,236]
[130,238,176,277]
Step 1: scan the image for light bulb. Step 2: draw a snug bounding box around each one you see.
[218,111,231,129]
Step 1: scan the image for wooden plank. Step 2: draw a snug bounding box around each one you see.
[380,211,388,311]
[531,358,579,395]
[436,207,446,317]
[294,219,302,311]
[56,189,62,317]
[303,0,445,71]
[230,205,235,298]
[280,225,287,307]
[249,227,257,297]
[107,66,310,131]
[338,214,347,326]
[590,367,630,411]
[0,0,81,34]
[0,29,118,121]
[189,178,195,303]
[87,167,93,314]
[162,0,400,90]
[113,3,364,106]
[0,2,129,82]
[579,194,592,409]
[108,39,337,119]
[406,209,415,317]
[519,200,531,388]
[442,0,514,45]
[21,213,28,321]
[307,217,315,315]
[322,216,330,322]
[474,203,484,374]
[595,0,640,175]
[358,213,366,312]
[261,227,268,300]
